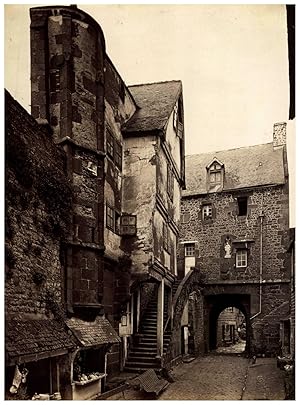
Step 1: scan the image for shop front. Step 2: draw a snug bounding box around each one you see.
[66,315,121,400]
[5,318,76,400]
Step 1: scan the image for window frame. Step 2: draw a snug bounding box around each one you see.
[106,204,115,231]
[114,139,122,170]
[209,163,222,187]
[236,249,248,268]
[185,243,195,257]
[106,130,114,160]
[237,196,248,216]
[167,165,174,201]
[163,222,171,253]
[202,204,213,220]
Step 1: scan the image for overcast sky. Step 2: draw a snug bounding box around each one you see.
[4,3,295,225]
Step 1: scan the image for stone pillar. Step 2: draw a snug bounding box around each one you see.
[157,279,164,357]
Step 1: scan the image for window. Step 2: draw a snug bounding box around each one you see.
[163,222,171,253]
[236,249,247,268]
[206,159,224,190]
[209,163,222,186]
[184,242,196,275]
[237,197,248,216]
[167,166,174,201]
[173,106,178,131]
[115,211,121,234]
[114,140,122,169]
[173,102,184,138]
[202,204,212,220]
[106,204,114,231]
[120,215,137,235]
[185,243,195,257]
[106,131,114,159]
[106,129,123,169]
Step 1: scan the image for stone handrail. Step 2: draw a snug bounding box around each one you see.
[162,267,205,368]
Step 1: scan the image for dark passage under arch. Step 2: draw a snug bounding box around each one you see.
[205,294,251,354]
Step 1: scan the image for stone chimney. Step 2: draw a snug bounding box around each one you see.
[273,122,287,149]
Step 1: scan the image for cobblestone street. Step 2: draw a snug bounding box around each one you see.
[107,355,286,400]
[159,355,285,400]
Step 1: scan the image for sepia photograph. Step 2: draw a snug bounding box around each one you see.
[4,2,295,400]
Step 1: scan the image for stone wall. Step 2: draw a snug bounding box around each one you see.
[179,183,290,355]
[5,90,71,319]
[179,185,289,282]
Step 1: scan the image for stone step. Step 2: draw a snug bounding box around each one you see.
[125,360,160,369]
[123,366,161,373]
[127,355,158,363]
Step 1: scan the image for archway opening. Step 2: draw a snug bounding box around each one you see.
[206,294,251,355]
[215,306,246,354]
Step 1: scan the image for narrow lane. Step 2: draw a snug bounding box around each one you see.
[105,354,286,400]
[160,355,248,400]
[159,355,285,400]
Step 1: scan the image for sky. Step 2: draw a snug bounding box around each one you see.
[4,2,296,225]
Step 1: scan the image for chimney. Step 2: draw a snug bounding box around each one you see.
[273,122,287,149]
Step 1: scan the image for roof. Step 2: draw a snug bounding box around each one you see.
[123,81,182,133]
[66,316,120,347]
[5,319,75,364]
[184,143,286,196]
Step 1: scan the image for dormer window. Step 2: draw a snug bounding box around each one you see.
[206,158,224,190]
[209,164,222,186]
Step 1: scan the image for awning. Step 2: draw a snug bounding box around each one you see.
[5,319,76,366]
[66,316,121,347]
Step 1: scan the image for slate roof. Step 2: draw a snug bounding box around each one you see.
[184,143,286,196]
[66,316,121,347]
[123,81,182,133]
[5,319,75,362]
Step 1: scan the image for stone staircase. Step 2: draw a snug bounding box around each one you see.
[124,293,171,372]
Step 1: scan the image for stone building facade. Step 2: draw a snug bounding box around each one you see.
[178,123,291,356]
[6,4,187,399]
[5,90,77,400]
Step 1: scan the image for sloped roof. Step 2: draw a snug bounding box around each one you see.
[66,316,120,347]
[123,81,182,133]
[184,143,286,196]
[5,319,75,363]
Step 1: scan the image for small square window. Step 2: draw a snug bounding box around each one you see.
[202,204,212,220]
[236,249,247,268]
[185,243,195,257]
[237,197,248,216]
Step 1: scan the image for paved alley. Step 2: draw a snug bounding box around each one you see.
[159,355,286,401]
[106,355,286,400]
